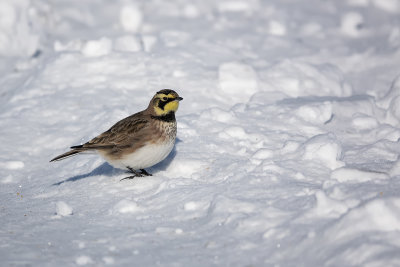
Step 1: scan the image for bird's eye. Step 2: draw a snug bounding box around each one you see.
[162,97,168,101]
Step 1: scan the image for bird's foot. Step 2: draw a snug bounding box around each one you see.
[140,169,152,176]
[120,167,145,181]
[120,175,138,181]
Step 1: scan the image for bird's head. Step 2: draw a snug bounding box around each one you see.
[150,89,183,116]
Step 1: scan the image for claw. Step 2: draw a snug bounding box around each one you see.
[120,176,134,181]
[120,167,149,181]
[140,169,152,176]
[120,175,141,181]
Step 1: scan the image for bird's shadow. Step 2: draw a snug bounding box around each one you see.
[52,139,181,186]
[52,162,117,186]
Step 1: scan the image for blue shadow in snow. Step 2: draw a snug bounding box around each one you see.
[52,162,117,186]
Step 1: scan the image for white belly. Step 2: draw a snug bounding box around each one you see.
[103,141,175,170]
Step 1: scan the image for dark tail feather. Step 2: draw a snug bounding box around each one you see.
[50,149,83,162]
[72,144,116,150]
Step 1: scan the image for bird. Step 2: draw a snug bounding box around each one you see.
[50,89,183,180]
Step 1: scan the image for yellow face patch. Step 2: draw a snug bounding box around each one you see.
[157,93,176,100]
[164,100,179,112]
[153,93,180,115]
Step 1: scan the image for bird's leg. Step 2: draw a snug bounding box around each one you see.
[120,167,144,181]
[140,169,152,176]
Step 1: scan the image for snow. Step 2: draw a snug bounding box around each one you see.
[306,190,349,218]
[1,0,400,266]
[119,5,143,33]
[268,20,287,36]
[114,35,142,52]
[372,0,400,13]
[113,199,143,214]
[81,37,113,57]
[75,255,94,265]
[0,160,25,170]
[218,62,258,103]
[341,12,365,37]
[55,201,73,217]
[301,133,345,170]
[0,0,39,57]
[331,167,389,183]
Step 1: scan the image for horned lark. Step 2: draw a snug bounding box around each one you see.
[50,89,183,180]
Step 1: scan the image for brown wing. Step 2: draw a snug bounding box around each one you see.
[78,112,150,150]
[50,112,152,162]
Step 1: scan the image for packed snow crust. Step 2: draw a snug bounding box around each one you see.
[1,0,400,266]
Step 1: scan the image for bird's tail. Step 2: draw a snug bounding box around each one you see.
[50,148,84,162]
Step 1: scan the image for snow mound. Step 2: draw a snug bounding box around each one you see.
[76,255,94,265]
[114,35,141,52]
[217,1,254,13]
[0,0,39,57]
[331,168,389,183]
[261,60,352,98]
[0,161,24,170]
[294,101,333,124]
[113,199,143,214]
[252,148,274,160]
[341,12,365,37]
[334,198,400,238]
[81,37,113,57]
[220,126,248,139]
[55,201,73,216]
[307,190,349,218]
[372,0,400,13]
[163,159,206,178]
[300,133,345,170]
[119,5,143,32]
[218,62,258,104]
[351,114,379,130]
[268,20,287,36]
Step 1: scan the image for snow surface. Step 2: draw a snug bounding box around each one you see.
[1,0,400,266]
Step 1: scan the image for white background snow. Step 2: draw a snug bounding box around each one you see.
[1,0,400,266]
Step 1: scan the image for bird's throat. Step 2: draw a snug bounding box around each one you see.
[151,112,176,122]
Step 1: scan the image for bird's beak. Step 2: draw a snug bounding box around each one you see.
[176,97,183,101]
